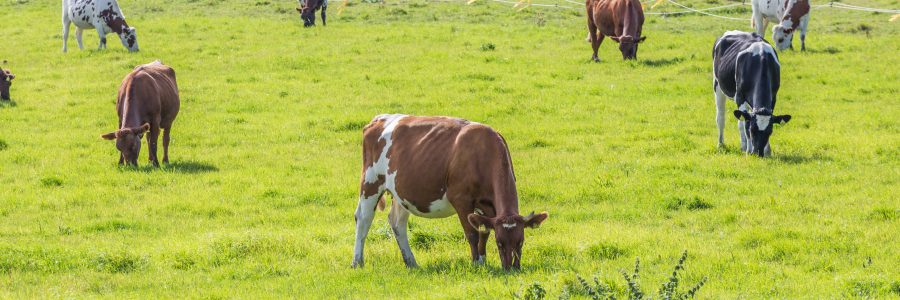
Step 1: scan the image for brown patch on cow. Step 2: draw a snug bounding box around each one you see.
[387,117,470,213]
[782,0,810,30]
[361,174,385,198]
[99,8,128,34]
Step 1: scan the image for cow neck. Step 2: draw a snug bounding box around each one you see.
[120,96,143,130]
[490,160,520,217]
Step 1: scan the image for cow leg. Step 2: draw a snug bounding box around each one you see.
[715,83,727,148]
[476,230,491,264]
[388,200,418,268]
[119,153,125,165]
[162,127,171,164]
[588,22,601,62]
[752,13,767,36]
[456,211,482,265]
[352,191,382,268]
[764,143,772,157]
[321,5,327,26]
[97,28,107,50]
[75,27,84,50]
[146,126,160,167]
[738,121,748,152]
[62,16,70,52]
[799,16,809,51]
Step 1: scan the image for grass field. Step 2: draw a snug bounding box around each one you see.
[1,0,898,298]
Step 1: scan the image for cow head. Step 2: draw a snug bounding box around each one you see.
[733,108,791,157]
[120,27,139,52]
[0,69,13,100]
[611,35,647,60]
[101,124,150,165]
[297,1,315,27]
[468,211,548,270]
[772,25,794,51]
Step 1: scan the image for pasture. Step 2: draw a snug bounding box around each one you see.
[0,0,898,298]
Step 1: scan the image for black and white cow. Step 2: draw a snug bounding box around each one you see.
[62,0,139,52]
[713,31,792,157]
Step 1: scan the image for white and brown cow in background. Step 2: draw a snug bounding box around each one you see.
[62,0,139,52]
[751,0,810,50]
[352,114,548,270]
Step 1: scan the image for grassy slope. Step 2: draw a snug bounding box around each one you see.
[0,0,898,298]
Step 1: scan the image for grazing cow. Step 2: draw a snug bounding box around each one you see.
[586,0,646,61]
[751,0,810,50]
[62,0,139,52]
[713,31,792,157]
[0,69,13,101]
[352,114,548,270]
[297,0,327,27]
[101,61,179,166]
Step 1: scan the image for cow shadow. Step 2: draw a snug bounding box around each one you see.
[715,145,830,164]
[120,160,218,173]
[413,257,538,277]
[0,100,16,108]
[773,153,831,165]
[641,57,684,67]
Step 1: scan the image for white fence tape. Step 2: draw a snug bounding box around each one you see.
[328,0,900,18]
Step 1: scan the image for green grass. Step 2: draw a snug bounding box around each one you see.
[1,0,898,298]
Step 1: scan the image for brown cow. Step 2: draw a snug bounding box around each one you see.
[587,0,647,61]
[101,61,179,166]
[296,0,327,27]
[351,114,548,270]
[0,68,14,100]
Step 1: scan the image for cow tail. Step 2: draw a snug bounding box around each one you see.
[376,195,386,211]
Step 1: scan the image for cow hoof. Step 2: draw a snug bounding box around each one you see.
[592,57,600,63]
[351,259,364,268]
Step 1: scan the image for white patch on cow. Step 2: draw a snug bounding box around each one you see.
[739,102,751,112]
[398,193,455,218]
[755,115,772,129]
[738,42,780,67]
[363,114,406,184]
[781,19,794,30]
[501,223,517,229]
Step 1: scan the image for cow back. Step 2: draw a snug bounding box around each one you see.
[713,31,765,98]
[117,62,180,128]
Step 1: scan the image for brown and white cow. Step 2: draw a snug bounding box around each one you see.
[62,0,138,52]
[587,0,647,61]
[0,68,14,101]
[352,114,548,270]
[101,61,179,166]
[751,0,810,50]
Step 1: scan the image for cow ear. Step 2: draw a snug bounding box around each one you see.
[523,211,548,229]
[101,132,118,140]
[773,115,792,125]
[639,36,647,43]
[467,213,494,232]
[130,124,150,135]
[733,110,751,121]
